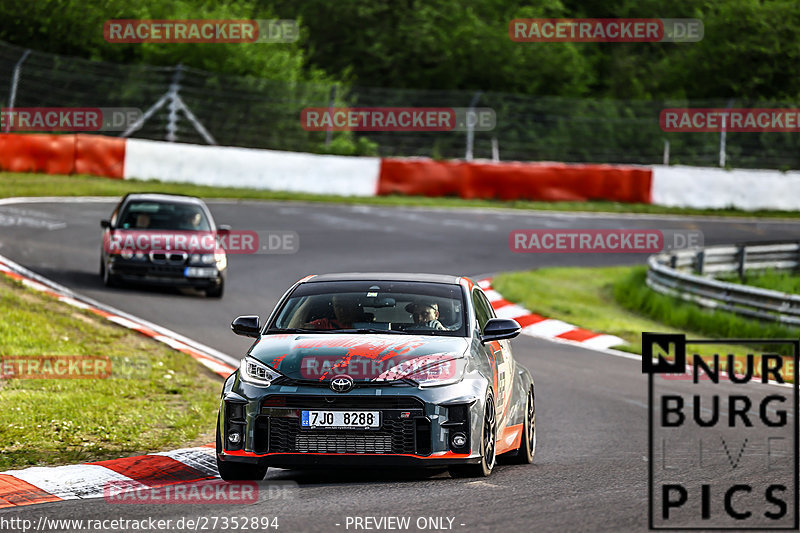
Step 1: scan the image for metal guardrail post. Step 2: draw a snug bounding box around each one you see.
[695,250,705,275]
[736,245,746,280]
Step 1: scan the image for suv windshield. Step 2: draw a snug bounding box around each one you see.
[269,281,466,337]
[118,201,211,231]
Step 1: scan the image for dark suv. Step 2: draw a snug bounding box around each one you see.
[99,193,227,298]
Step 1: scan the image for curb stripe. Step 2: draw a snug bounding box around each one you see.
[556,328,602,342]
[88,455,213,487]
[1,464,145,500]
[0,475,61,508]
[478,278,625,349]
[152,447,219,478]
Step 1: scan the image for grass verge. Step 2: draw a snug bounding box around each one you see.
[2,170,800,218]
[718,268,800,295]
[492,266,799,378]
[0,275,221,469]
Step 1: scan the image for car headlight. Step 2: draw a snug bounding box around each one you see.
[190,253,215,265]
[239,357,282,387]
[120,250,134,260]
[134,251,146,261]
[215,252,227,270]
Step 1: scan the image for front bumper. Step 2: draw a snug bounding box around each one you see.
[108,259,223,288]
[217,374,485,468]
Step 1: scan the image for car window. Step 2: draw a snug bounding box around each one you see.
[472,289,492,332]
[118,201,211,231]
[269,281,466,337]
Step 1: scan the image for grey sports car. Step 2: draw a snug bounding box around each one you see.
[216,273,535,479]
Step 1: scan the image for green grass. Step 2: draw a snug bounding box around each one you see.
[492,266,799,378]
[718,268,800,295]
[0,275,222,469]
[2,170,800,218]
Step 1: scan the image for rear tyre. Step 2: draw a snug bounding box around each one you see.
[449,394,496,478]
[215,416,268,481]
[509,387,535,464]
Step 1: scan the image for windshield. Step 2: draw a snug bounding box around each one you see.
[269,281,466,337]
[118,201,211,231]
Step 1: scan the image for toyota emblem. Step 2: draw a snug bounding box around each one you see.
[330,375,354,393]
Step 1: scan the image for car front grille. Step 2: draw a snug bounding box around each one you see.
[267,417,416,454]
[113,264,186,277]
[257,395,429,455]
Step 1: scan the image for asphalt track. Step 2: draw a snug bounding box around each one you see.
[1,198,799,532]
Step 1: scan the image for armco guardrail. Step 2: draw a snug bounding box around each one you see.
[646,242,800,326]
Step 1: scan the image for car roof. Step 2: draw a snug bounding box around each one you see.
[123,193,206,206]
[305,272,464,285]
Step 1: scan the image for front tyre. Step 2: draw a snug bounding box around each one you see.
[206,278,224,298]
[101,258,118,287]
[215,416,267,481]
[509,387,535,464]
[449,394,496,478]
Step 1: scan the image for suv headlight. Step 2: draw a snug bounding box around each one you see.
[239,357,282,387]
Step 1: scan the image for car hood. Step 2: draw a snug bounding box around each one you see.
[248,333,469,382]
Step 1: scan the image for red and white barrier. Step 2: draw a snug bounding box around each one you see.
[2,133,799,210]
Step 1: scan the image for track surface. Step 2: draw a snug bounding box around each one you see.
[1,199,798,532]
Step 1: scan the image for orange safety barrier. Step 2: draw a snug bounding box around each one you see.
[378,158,653,204]
[75,134,125,178]
[0,133,75,175]
[0,133,126,178]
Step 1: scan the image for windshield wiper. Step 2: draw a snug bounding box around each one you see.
[335,328,410,335]
[265,328,336,334]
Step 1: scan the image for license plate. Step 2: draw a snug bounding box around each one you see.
[300,410,380,429]
[184,267,217,278]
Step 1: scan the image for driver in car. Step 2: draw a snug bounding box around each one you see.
[405,300,447,330]
[306,294,362,330]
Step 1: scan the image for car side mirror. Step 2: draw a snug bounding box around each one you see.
[100,219,110,228]
[481,318,521,343]
[231,315,260,338]
[217,224,232,234]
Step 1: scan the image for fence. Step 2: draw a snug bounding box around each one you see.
[647,242,800,326]
[2,39,800,168]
